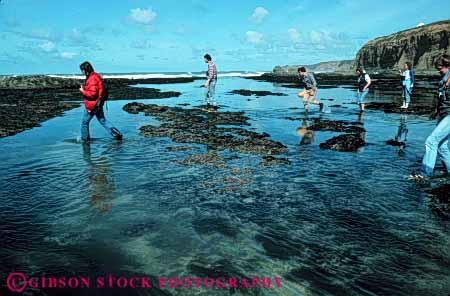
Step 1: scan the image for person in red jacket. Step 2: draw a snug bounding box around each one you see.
[79,61,122,141]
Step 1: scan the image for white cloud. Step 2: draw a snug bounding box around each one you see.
[310,30,332,44]
[30,29,52,40]
[60,52,78,59]
[130,8,157,25]
[251,7,269,24]
[246,31,264,44]
[38,41,56,52]
[288,28,300,43]
[416,22,425,27]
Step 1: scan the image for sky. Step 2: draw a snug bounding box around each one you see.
[0,0,447,74]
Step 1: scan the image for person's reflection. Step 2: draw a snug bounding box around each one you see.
[394,114,408,155]
[82,143,116,214]
[296,111,315,145]
[358,111,366,143]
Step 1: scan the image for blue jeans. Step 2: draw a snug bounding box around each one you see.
[357,89,369,104]
[204,80,217,106]
[81,107,118,141]
[402,80,412,104]
[420,115,450,176]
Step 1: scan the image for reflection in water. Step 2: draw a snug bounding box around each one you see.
[296,111,315,145]
[358,111,366,146]
[82,143,117,214]
[395,114,409,143]
[387,114,409,155]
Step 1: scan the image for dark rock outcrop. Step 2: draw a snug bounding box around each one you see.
[228,89,287,97]
[319,133,366,152]
[355,20,450,72]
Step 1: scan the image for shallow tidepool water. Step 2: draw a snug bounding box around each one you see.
[1,77,449,296]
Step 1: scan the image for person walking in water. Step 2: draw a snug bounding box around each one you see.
[356,68,371,112]
[203,54,218,109]
[79,61,122,142]
[298,67,323,112]
[399,62,415,109]
[410,55,450,181]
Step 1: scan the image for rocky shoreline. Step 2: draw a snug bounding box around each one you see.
[0,75,190,138]
[0,71,443,139]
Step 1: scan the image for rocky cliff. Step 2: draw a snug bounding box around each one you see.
[273,60,354,74]
[355,20,450,72]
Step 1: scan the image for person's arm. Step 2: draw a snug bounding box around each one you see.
[411,70,415,88]
[310,73,318,90]
[81,77,99,100]
[364,75,371,90]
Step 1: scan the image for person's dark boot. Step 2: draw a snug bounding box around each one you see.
[111,128,123,141]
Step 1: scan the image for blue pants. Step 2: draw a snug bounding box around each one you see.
[402,80,412,104]
[420,115,450,176]
[204,80,217,106]
[81,107,118,141]
[357,89,369,104]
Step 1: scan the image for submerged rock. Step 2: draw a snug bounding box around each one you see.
[319,133,366,152]
[259,156,292,167]
[176,153,227,168]
[425,184,450,219]
[192,214,239,237]
[165,146,195,152]
[228,89,287,97]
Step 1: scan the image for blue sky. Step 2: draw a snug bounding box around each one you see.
[0,0,447,74]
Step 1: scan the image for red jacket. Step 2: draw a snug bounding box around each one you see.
[81,72,106,113]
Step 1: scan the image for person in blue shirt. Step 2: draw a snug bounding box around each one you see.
[410,55,450,181]
[399,62,415,109]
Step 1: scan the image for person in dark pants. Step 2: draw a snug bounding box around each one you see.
[79,61,122,142]
[410,55,450,180]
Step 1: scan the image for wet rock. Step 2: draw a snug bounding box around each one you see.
[259,156,291,167]
[386,139,406,147]
[124,103,289,161]
[309,118,365,133]
[319,133,366,152]
[284,117,302,121]
[365,102,433,115]
[228,89,287,97]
